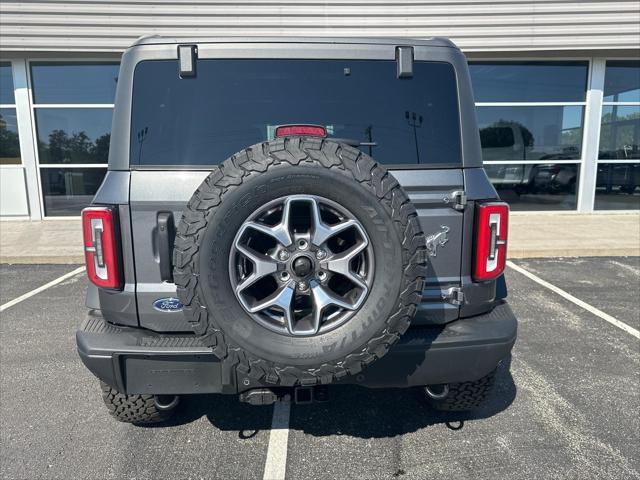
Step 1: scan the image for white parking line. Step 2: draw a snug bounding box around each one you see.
[262,400,291,480]
[506,260,640,340]
[0,266,86,313]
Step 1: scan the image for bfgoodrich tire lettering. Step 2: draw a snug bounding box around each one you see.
[173,137,427,386]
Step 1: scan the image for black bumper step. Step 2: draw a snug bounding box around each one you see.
[77,303,517,395]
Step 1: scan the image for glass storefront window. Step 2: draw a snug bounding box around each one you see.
[0,62,15,104]
[34,108,112,164]
[40,168,107,216]
[469,61,588,102]
[485,163,579,211]
[477,106,584,161]
[594,163,640,210]
[603,61,640,103]
[0,108,21,165]
[31,63,119,104]
[599,105,640,160]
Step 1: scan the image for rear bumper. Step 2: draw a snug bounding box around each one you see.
[77,302,517,395]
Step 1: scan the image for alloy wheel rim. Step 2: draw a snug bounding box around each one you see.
[229,194,374,337]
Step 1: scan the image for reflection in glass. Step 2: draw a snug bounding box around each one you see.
[595,163,640,210]
[485,163,579,211]
[477,106,584,161]
[35,108,112,164]
[469,61,588,102]
[0,62,15,104]
[31,62,119,104]
[603,61,640,103]
[599,105,639,160]
[0,108,21,164]
[40,168,106,216]
[130,59,461,166]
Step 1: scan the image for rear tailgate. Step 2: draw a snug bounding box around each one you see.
[129,167,465,331]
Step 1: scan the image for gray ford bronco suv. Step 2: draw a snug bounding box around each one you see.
[77,36,517,424]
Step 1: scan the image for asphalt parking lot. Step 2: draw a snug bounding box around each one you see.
[1,257,639,480]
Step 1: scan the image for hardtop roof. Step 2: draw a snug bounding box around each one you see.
[131,35,458,50]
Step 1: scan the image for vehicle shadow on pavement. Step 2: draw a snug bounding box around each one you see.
[145,356,516,439]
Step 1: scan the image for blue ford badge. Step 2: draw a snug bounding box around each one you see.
[153,297,183,312]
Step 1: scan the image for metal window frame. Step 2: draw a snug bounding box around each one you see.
[591,58,640,212]
[25,57,119,218]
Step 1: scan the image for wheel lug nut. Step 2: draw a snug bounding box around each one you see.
[315,249,327,260]
[280,271,290,281]
[318,271,327,281]
[297,239,308,250]
[278,250,290,261]
[298,282,308,292]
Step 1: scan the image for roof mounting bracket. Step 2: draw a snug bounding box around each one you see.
[178,44,198,78]
[396,46,414,78]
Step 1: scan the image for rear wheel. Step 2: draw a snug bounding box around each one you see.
[423,370,496,412]
[100,382,179,424]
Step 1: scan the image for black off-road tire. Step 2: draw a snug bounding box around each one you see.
[173,137,427,387]
[100,382,176,424]
[425,370,496,412]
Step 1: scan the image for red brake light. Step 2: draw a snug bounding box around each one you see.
[275,125,327,138]
[82,206,122,290]
[473,202,509,282]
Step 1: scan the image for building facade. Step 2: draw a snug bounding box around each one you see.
[1,1,638,219]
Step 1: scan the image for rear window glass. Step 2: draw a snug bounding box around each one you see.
[130,59,461,167]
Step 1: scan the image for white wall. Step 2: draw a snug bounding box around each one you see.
[0,167,29,216]
[1,0,639,54]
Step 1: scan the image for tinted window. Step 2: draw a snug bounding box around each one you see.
[595,163,640,210]
[0,108,21,164]
[469,62,588,102]
[485,163,579,211]
[131,59,461,167]
[31,62,119,104]
[477,106,584,161]
[604,61,640,103]
[35,108,112,164]
[599,105,639,160]
[0,62,15,104]
[40,168,107,216]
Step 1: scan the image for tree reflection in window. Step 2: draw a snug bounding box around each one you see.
[39,129,110,164]
[0,109,21,164]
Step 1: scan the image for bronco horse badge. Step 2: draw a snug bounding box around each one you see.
[425,225,450,257]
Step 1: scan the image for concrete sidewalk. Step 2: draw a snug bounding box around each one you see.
[1,213,639,264]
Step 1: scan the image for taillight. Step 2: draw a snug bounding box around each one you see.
[473,202,509,282]
[81,206,122,290]
[275,124,327,138]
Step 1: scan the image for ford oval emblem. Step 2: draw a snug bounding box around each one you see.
[153,297,183,313]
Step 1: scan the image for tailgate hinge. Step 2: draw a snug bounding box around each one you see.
[444,190,467,211]
[442,286,465,306]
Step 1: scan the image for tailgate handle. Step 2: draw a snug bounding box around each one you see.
[157,212,175,282]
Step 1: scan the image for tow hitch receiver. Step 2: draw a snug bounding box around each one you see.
[239,386,330,406]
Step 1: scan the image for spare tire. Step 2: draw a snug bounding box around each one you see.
[173,137,426,386]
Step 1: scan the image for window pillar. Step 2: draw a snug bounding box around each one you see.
[577,58,606,213]
[10,59,41,220]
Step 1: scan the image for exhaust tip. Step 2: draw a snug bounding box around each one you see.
[424,384,450,400]
[154,395,180,411]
